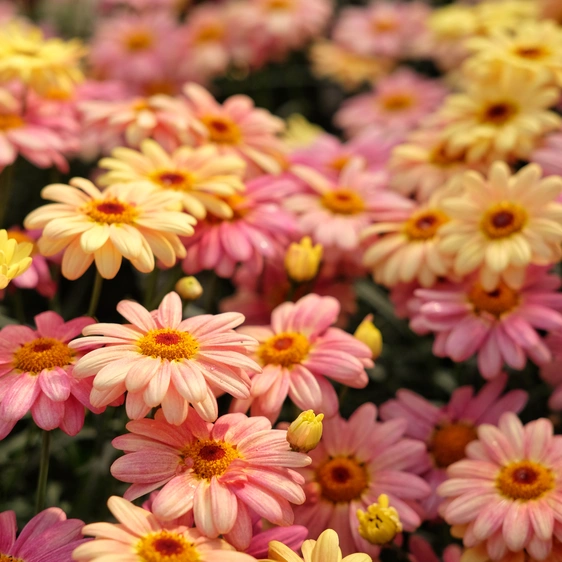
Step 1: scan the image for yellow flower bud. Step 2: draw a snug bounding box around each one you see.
[0,229,33,290]
[284,237,323,283]
[175,276,203,300]
[287,410,324,453]
[354,314,382,359]
[282,114,325,149]
[357,494,402,546]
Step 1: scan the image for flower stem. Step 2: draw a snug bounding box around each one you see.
[87,271,103,317]
[0,163,15,229]
[35,430,51,513]
[144,268,159,309]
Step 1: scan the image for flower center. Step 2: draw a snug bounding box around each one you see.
[330,155,351,172]
[321,188,365,215]
[201,115,242,145]
[194,24,225,44]
[124,30,154,51]
[136,530,200,562]
[84,199,138,225]
[0,114,24,131]
[380,93,414,112]
[513,45,549,60]
[481,101,518,125]
[480,202,527,239]
[180,438,240,480]
[371,17,398,32]
[265,0,295,11]
[403,209,449,241]
[316,456,369,503]
[468,281,519,318]
[150,170,194,192]
[137,328,199,362]
[13,337,74,375]
[496,460,554,501]
[258,332,311,368]
[429,423,478,468]
[0,556,24,562]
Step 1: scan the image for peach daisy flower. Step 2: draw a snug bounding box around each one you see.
[438,412,562,561]
[70,291,260,424]
[294,403,430,557]
[110,409,310,549]
[72,496,257,562]
[234,293,372,422]
[98,139,246,220]
[24,178,195,280]
[439,162,562,290]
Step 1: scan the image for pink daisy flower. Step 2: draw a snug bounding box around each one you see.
[70,291,261,424]
[380,374,528,519]
[233,293,373,422]
[181,175,299,279]
[244,514,308,558]
[73,496,256,562]
[438,412,562,560]
[0,507,86,562]
[110,408,311,550]
[294,403,430,557]
[0,311,99,440]
[531,133,562,177]
[415,267,562,379]
[334,70,447,138]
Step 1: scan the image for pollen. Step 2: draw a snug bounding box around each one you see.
[84,198,138,225]
[150,170,195,193]
[429,423,478,468]
[136,530,200,562]
[321,188,365,215]
[137,329,199,362]
[13,337,74,375]
[480,201,527,239]
[468,281,519,318]
[258,331,311,368]
[496,460,554,501]
[403,209,449,241]
[201,115,242,145]
[316,456,369,503]
[0,114,24,131]
[180,438,240,480]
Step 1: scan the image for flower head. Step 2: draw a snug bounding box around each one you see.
[357,494,402,546]
[0,228,32,290]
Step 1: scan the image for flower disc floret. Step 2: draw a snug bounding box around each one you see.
[258,332,311,368]
[136,530,199,562]
[496,460,554,501]
[138,328,199,361]
[321,188,365,215]
[468,281,519,318]
[403,209,449,241]
[181,438,240,480]
[316,456,369,503]
[13,337,74,374]
[429,423,478,468]
[84,199,138,225]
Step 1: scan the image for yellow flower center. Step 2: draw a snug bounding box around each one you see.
[429,143,467,167]
[0,556,24,562]
[84,199,138,225]
[143,80,177,97]
[468,281,519,318]
[265,0,295,10]
[13,337,74,375]
[496,460,554,501]
[330,155,351,172]
[513,45,550,60]
[137,328,199,362]
[201,115,242,145]
[480,202,527,239]
[403,209,449,241]
[371,17,398,32]
[380,93,414,112]
[429,423,478,468]
[194,24,225,44]
[321,188,365,215]
[124,30,154,51]
[44,87,73,101]
[132,98,151,112]
[481,101,519,125]
[180,438,240,480]
[258,332,310,368]
[136,530,200,562]
[316,456,369,503]
[150,170,195,193]
[0,114,24,131]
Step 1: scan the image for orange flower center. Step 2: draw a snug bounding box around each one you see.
[44,87,73,101]
[124,30,154,51]
[143,80,177,97]
[380,93,415,112]
[201,115,242,145]
[194,23,225,44]
[150,170,194,193]
[13,337,73,374]
[180,438,240,480]
[0,114,24,131]
[468,281,519,318]
[85,199,138,225]
[496,460,554,500]
[258,331,310,368]
[0,556,24,562]
[316,456,369,503]
[429,423,478,468]
[137,328,199,361]
[265,0,294,10]
[136,530,199,562]
[132,98,151,112]
[330,155,351,172]
[371,17,398,32]
[480,202,527,239]
[429,143,467,167]
[403,209,449,241]
[513,45,549,60]
[321,188,365,215]
[481,101,519,125]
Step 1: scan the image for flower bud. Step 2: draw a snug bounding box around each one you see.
[175,276,203,300]
[284,237,323,283]
[357,494,402,546]
[287,410,324,453]
[354,314,382,359]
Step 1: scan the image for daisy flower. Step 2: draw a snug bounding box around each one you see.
[72,496,257,562]
[24,178,195,280]
[234,293,372,422]
[98,139,246,220]
[531,133,562,177]
[438,162,562,290]
[0,228,32,291]
[334,70,447,138]
[110,408,310,549]
[438,412,562,560]
[380,374,528,519]
[183,82,285,175]
[415,267,562,380]
[0,311,99,439]
[70,291,260,424]
[293,403,430,557]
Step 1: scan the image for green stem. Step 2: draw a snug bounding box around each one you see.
[144,268,159,309]
[35,430,51,513]
[87,271,103,317]
[0,163,15,229]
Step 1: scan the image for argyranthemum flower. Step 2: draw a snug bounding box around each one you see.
[24,178,195,280]
[110,409,310,549]
[438,412,562,560]
[438,162,562,290]
[294,403,430,557]
[72,496,257,562]
[98,139,246,220]
[0,228,32,290]
[0,311,98,439]
[70,291,260,424]
[234,293,372,422]
[380,374,527,520]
